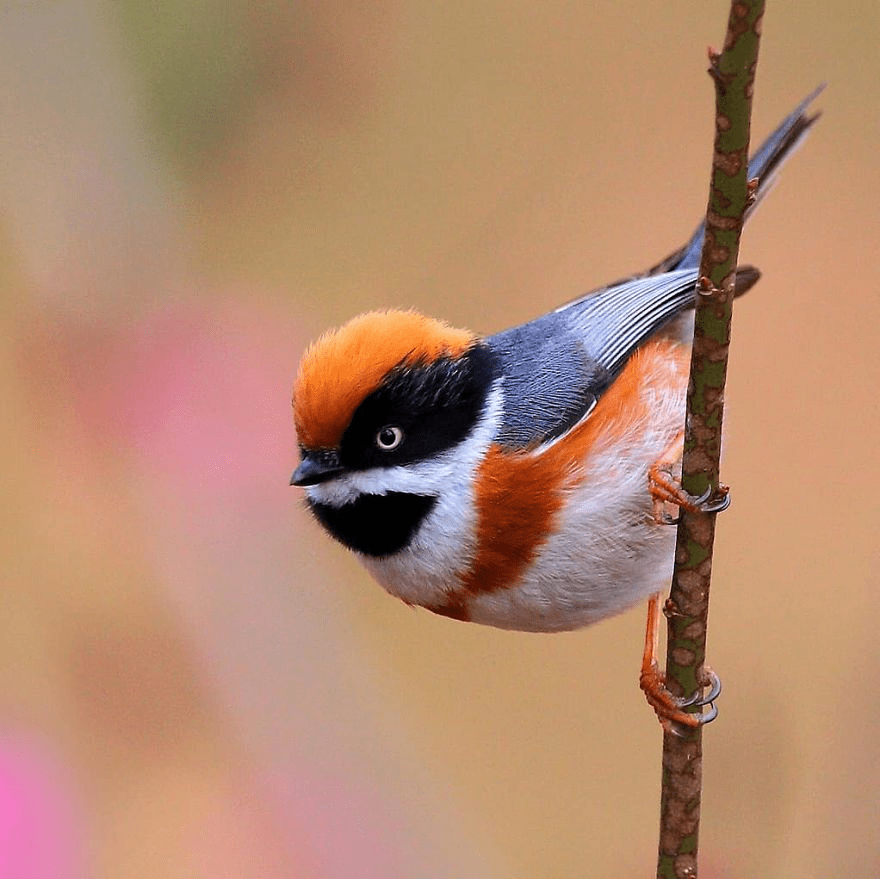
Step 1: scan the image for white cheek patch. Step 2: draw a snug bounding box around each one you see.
[306,458,450,508]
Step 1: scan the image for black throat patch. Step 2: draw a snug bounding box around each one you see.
[308,493,437,558]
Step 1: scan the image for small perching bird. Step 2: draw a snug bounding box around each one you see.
[291,90,821,729]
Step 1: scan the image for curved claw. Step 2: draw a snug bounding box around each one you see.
[699,489,731,514]
[695,701,718,724]
[666,701,718,738]
[677,668,722,708]
[678,689,705,709]
[692,485,714,507]
[699,667,723,704]
[690,485,731,514]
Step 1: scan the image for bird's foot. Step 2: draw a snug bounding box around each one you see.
[649,465,730,524]
[640,662,722,737]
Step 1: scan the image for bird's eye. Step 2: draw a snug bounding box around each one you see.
[375,426,404,451]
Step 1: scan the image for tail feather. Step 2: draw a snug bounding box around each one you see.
[661,84,825,272]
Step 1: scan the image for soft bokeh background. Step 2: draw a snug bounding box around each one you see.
[1,1,877,877]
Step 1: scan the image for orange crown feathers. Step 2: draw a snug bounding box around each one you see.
[293,310,476,450]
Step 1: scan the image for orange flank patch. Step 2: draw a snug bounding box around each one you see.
[460,337,688,596]
[459,443,567,597]
[293,310,475,450]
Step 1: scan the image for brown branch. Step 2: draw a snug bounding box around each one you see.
[656,2,765,877]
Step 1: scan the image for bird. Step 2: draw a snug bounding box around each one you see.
[290,89,821,730]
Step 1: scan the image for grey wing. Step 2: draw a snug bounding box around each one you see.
[486,314,607,448]
[487,268,699,448]
[487,87,823,450]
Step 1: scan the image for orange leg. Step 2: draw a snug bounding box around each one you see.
[639,593,721,734]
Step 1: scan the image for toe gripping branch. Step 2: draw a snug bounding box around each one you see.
[640,594,723,736]
[648,464,731,524]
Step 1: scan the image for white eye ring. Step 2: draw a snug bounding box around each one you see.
[376,425,404,451]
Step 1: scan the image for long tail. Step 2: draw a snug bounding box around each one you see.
[657,84,825,274]
[552,88,823,377]
[553,85,823,347]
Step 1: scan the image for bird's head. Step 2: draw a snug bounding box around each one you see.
[291,310,498,557]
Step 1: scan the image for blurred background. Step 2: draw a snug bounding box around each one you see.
[1,1,877,876]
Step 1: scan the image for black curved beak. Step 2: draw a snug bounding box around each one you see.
[290,450,344,487]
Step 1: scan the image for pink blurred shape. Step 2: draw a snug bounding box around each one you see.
[80,300,299,484]
[0,736,84,879]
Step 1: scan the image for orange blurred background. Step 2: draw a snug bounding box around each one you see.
[1,2,877,877]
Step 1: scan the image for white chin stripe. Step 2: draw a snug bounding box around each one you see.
[306,462,443,507]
